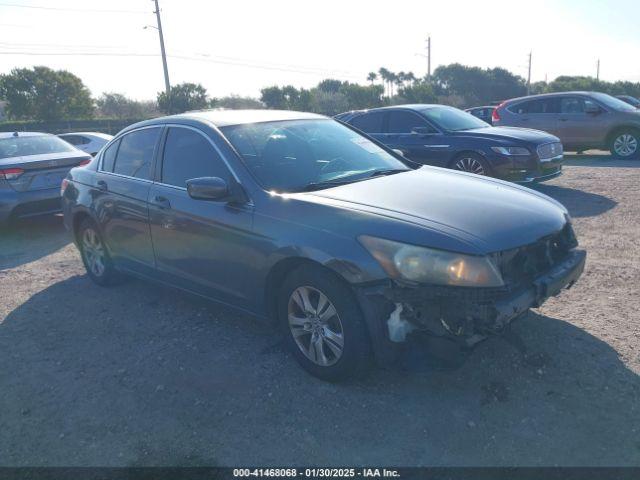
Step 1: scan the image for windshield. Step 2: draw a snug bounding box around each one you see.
[0,135,77,160]
[419,106,490,131]
[220,119,409,193]
[591,92,638,112]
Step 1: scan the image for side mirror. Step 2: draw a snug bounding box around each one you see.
[411,126,432,135]
[585,104,601,114]
[186,177,230,201]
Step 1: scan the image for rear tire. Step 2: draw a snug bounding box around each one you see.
[609,129,639,158]
[451,153,491,176]
[77,218,123,286]
[278,264,372,381]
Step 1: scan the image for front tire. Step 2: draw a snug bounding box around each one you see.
[610,130,639,158]
[278,265,372,381]
[77,219,122,286]
[451,153,491,176]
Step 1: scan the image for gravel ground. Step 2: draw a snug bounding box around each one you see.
[1,156,639,467]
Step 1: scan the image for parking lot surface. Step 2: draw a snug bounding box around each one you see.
[1,156,639,466]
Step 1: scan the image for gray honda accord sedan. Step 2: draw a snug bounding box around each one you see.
[61,110,586,381]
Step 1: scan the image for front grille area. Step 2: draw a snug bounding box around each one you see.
[537,142,563,160]
[497,222,578,285]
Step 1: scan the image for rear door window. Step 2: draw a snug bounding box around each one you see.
[112,128,161,180]
[560,97,585,114]
[349,112,384,133]
[161,127,230,188]
[511,98,559,114]
[387,111,432,133]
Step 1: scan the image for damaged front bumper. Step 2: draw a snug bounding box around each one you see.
[355,249,586,364]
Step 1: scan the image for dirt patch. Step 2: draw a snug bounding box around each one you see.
[1,156,639,466]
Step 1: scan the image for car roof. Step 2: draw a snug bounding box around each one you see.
[59,132,113,139]
[0,131,51,139]
[123,109,327,133]
[502,91,604,104]
[338,104,454,117]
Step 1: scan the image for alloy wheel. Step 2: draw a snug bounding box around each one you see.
[287,286,344,367]
[613,134,638,157]
[454,157,486,175]
[82,228,106,277]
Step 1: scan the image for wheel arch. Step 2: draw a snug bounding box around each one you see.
[606,125,640,145]
[448,149,488,166]
[71,210,94,243]
[264,256,355,324]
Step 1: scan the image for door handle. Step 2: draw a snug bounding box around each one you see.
[96,180,108,191]
[559,118,568,122]
[153,195,171,210]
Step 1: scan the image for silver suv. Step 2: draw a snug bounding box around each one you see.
[493,91,640,158]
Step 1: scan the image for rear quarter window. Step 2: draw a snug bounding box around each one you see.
[100,140,120,172]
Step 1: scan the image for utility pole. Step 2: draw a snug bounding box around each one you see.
[596,58,600,81]
[153,0,171,111]
[426,36,431,80]
[527,51,532,95]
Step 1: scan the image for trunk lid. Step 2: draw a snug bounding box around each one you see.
[1,151,91,192]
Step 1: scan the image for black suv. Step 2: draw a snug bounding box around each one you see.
[336,104,564,183]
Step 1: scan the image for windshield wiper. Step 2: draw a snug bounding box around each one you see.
[298,179,361,192]
[366,168,408,178]
[299,169,409,192]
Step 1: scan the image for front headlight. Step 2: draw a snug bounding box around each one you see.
[491,146,531,156]
[359,236,504,287]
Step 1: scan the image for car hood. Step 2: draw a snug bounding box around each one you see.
[303,167,568,254]
[453,126,559,144]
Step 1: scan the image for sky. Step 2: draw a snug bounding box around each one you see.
[1,0,639,100]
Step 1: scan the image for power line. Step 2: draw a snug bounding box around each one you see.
[0,41,130,49]
[0,2,148,14]
[0,51,363,79]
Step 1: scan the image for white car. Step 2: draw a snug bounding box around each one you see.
[58,132,113,157]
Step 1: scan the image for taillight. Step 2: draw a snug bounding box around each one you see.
[492,101,506,123]
[77,159,91,167]
[61,178,69,196]
[0,168,24,180]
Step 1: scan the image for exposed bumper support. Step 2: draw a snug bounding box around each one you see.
[356,249,586,364]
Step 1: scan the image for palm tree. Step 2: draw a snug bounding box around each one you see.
[367,72,378,85]
[388,71,398,98]
[378,68,391,97]
[404,71,416,85]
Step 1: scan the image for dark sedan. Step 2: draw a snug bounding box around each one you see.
[336,104,564,183]
[1,132,91,225]
[62,110,585,381]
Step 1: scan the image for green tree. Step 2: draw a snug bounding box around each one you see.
[0,66,94,121]
[432,63,526,106]
[210,95,264,109]
[157,82,209,114]
[396,81,437,104]
[96,92,154,119]
[367,72,378,85]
